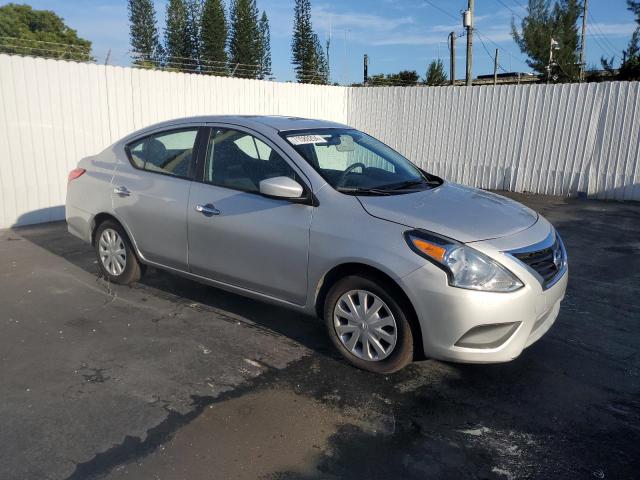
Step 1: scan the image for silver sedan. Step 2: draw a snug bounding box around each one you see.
[66,115,568,373]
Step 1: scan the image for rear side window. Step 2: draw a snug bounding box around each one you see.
[126,128,199,177]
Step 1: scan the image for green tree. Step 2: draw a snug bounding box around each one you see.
[367,70,419,86]
[425,59,447,85]
[291,0,328,84]
[128,0,161,67]
[0,3,92,61]
[603,1,640,80]
[165,0,193,71]
[228,0,260,78]
[201,0,228,75]
[313,33,329,83]
[257,10,272,79]
[186,0,203,70]
[512,0,581,82]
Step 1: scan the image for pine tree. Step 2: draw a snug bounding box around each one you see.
[425,59,447,85]
[201,0,228,75]
[512,0,581,82]
[257,11,272,79]
[228,0,260,78]
[291,0,328,84]
[128,0,161,67]
[313,33,329,83]
[186,0,203,71]
[165,0,192,72]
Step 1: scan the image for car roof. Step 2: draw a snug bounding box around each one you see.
[125,115,350,141]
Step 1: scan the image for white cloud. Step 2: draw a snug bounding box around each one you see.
[588,22,637,37]
[312,5,414,33]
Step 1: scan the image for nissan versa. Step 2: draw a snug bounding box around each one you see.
[66,116,568,373]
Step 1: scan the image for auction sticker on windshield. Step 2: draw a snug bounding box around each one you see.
[288,134,327,145]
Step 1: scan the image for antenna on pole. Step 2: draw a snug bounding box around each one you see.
[343,28,348,85]
[547,37,560,83]
[326,16,332,83]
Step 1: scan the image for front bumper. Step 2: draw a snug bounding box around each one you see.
[400,219,568,364]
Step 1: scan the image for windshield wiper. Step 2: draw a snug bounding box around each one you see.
[380,179,429,191]
[336,186,392,195]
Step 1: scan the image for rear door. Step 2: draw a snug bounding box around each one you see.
[187,125,313,305]
[112,126,204,270]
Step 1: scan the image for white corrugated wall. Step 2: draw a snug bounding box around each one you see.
[0,55,348,227]
[0,54,638,228]
[347,82,640,202]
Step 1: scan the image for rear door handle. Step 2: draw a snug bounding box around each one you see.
[195,203,221,216]
[113,186,131,197]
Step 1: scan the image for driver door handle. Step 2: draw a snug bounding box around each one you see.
[195,203,221,216]
[113,186,131,197]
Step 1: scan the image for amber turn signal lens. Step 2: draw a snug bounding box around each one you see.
[411,238,447,262]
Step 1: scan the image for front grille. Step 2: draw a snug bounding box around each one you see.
[513,239,564,287]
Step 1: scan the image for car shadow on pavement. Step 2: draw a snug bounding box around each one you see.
[13,221,336,358]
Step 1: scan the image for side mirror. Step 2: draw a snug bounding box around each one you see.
[259,176,304,199]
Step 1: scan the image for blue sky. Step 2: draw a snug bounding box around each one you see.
[7,0,638,83]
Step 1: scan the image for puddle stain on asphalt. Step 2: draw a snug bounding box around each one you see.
[106,389,352,480]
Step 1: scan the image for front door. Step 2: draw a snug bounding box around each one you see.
[187,127,313,305]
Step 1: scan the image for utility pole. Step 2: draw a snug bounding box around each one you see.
[104,49,111,66]
[493,49,499,86]
[580,0,588,81]
[449,32,456,86]
[363,54,369,86]
[464,0,474,86]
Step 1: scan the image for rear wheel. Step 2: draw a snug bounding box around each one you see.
[324,275,414,374]
[95,220,143,285]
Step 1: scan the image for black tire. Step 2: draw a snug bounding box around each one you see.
[94,220,143,285]
[324,275,414,374]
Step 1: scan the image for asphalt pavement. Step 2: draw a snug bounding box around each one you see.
[0,193,638,480]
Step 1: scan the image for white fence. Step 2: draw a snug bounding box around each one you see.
[348,82,640,202]
[0,54,638,228]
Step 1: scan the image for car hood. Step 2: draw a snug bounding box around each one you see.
[358,182,538,243]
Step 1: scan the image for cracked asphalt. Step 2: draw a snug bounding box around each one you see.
[1,193,639,480]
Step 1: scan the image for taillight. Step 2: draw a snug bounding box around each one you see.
[68,168,86,183]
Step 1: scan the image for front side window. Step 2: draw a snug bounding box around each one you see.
[127,128,198,177]
[204,128,299,192]
[284,129,441,195]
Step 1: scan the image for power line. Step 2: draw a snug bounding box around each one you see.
[493,0,523,20]
[475,30,509,73]
[422,0,459,22]
[508,0,527,12]
[474,28,528,71]
[587,10,619,56]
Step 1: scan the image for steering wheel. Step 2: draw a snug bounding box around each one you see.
[336,162,366,188]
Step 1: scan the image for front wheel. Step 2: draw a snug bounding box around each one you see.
[324,275,414,374]
[95,220,143,285]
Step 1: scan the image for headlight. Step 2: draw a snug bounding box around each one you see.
[405,230,523,292]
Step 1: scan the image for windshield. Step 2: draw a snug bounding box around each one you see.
[283,128,441,195]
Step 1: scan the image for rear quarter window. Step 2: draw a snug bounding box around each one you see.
[125,128,199,178]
